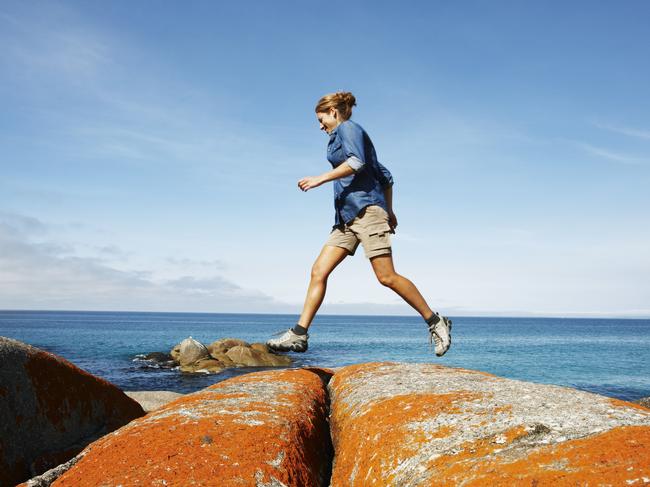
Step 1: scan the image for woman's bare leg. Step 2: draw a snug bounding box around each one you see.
[298,245,350,329]
[369,254,434,319]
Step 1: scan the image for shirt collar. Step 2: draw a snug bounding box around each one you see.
[329,122,342,137]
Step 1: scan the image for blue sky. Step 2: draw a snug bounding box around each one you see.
[1,1,649,316]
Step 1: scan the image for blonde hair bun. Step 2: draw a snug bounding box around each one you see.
[315,91,357,121]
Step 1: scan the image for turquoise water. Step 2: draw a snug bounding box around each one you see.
[1,310,649,401]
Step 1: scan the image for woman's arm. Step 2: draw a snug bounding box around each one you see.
[298,161,355,192]
[384,184,393,212]
[383,184,398,231]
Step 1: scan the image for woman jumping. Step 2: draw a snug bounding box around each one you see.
[266,91,452,356]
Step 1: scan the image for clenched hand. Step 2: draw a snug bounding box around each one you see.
[298,176,325,192]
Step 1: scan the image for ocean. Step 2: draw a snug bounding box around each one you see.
[1,310,648,401]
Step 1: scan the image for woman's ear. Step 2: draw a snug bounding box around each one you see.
[330,107,337,119]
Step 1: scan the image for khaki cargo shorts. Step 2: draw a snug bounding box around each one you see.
[325,205,393,259]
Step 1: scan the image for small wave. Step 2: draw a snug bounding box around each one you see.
[194,369,212,374]
[141,363,164,369]
[132,354,176,369]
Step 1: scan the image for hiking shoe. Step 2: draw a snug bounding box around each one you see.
[428,316,452,357]
[267,328,309,353]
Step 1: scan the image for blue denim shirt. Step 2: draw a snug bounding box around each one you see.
[327,120,394,228]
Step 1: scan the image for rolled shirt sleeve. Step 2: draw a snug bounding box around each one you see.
[346,155,365,172]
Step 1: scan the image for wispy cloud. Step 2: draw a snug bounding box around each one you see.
[0,4,112,81]
[578,143,646,166]
[0,211,48,238]
[1,4,299,189]
[593,122,650,140]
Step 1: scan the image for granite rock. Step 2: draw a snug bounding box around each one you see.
[328,362,650,486]
[225,344,291,367]
[179,358,225,374]
[0,337,145,487]
[178,336,210,366]
[51,368,334,487]
[207,338,250,356]
[166,337,292,373]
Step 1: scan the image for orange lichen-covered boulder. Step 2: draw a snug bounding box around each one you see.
[328,362,650,486]
[0,337,145,487]
[53,367,334,486]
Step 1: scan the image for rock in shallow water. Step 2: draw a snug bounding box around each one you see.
[207,337,249,355]
[225,344,291,367]
[180,358,225,374]
[178,336,210,366]
[165,336,292,374]
[143,351,172,362]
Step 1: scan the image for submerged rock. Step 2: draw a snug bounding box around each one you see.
[0,336,145,487]
[143,351,173,363]
[328,362,650,486]
[133,352,176,369]
[52,368,334,486]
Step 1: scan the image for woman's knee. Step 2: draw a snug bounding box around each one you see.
[377,271,398,288]
[310,264,329,282]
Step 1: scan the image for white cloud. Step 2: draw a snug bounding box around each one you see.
[166,257,228,271]
[1,211,648,317]
[0,212,283,312]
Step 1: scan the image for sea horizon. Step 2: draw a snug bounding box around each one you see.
[2,308,649,320]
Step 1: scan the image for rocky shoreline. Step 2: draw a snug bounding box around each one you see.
[138,336,293,374]
[2,336,650,486]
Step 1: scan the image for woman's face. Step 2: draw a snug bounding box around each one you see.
[316,108,339,134]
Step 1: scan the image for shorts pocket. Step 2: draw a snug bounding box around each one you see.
[365,222,392,251]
